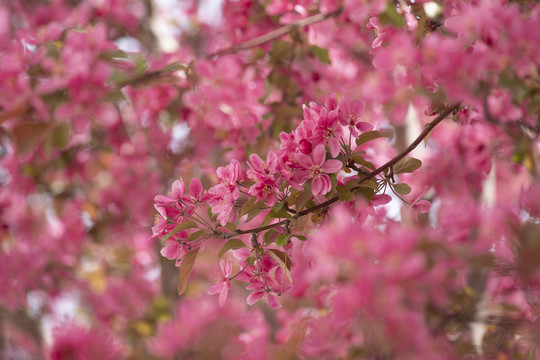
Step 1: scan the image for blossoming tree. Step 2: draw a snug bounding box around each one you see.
[1,0,540,358]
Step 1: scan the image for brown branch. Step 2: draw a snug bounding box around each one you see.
[119,9,342,88]
[362,103,460,182]
[218,104,459,238]
[204,8,343,59]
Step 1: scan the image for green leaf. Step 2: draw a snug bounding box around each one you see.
[340,178,361,192]
[218,238,246,258]
[393,183,411,194]
[178,248,199,295]
[393,157,422,174]
[423,123,433,148]
[240,196,259,217]
[263,229,277,245]
[337,190,355,202]
[351,155,376,171]
[337,180,357,201]
[357,179,378,190]
[355,131,384,147]
[52,123,70,149]
[270,40,293,65]
[130,54,149,74]
[187,229,207,242]
[267,249,292,282]
[239,180,256,187]
[224,222,237,232]
[245,255,256,266]
[260,208,292,227]
[161,220,197,243]
[379,2,405,27]
[293,235,308,241]
[275,233,289,247]
[99,49,129,60]
[245,207,267,223]
[309,45,331,64]
[272,201,284,212]
[102,90,127,103]
[12,122,50,156]
[356,187,375,203]
[161,62,187,73]
[293,190,312,213]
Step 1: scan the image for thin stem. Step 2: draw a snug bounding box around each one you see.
[179,199,213,230]
[230,264,250,281]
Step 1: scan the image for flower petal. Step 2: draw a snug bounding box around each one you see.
[171,179,185,199]
[311,177,323,196]
[266,293,282,309]
[312,144,326,166]
[329,138,340,158]
[319,174,331,196]
[321,159,342,174]
[208,283,223,295]
[325,93,338,110]
[371,194,392,206]
[246,291,265,306]
[218,283,230,307]
[189,178,203,199]
[160,243,181,260]
[295,153,313,169]
[412,199,431,214]
[355,121,373,132]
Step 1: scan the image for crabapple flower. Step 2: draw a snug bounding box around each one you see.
[160,230,189,266]
[246,281,282,309]
[209,259,232,307]
[247,152,280,206]
[296,145,342,196]
[338,97,373,136]
[154,178,185,206]
[216,159,242,196]
[208,160,243,225]
[325,93,339,111]
[247,152,279,180]
[312,107,342,157]
[208,188,236,226]
[249,177,278,206]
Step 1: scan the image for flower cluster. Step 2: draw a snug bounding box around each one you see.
[152,94,427,309]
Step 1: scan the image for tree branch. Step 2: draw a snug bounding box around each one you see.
[204,8,343,59]
[119,9,342,88]
[219,104,459,238]
[362,103,460,182]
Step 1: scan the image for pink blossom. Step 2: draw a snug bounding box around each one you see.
[216,159,242,197]
[248,177,278,206]
[337,97,373,136]
[209,259,233,307]
[325,93,339,111]
[189,178,204,200]
[246,282,282,309]
[160,230,189,264]
[311,107,342,157]
[49,321,122,360]
[208,188,237,226]
[296,145,342,196]
[247,152,278,180]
